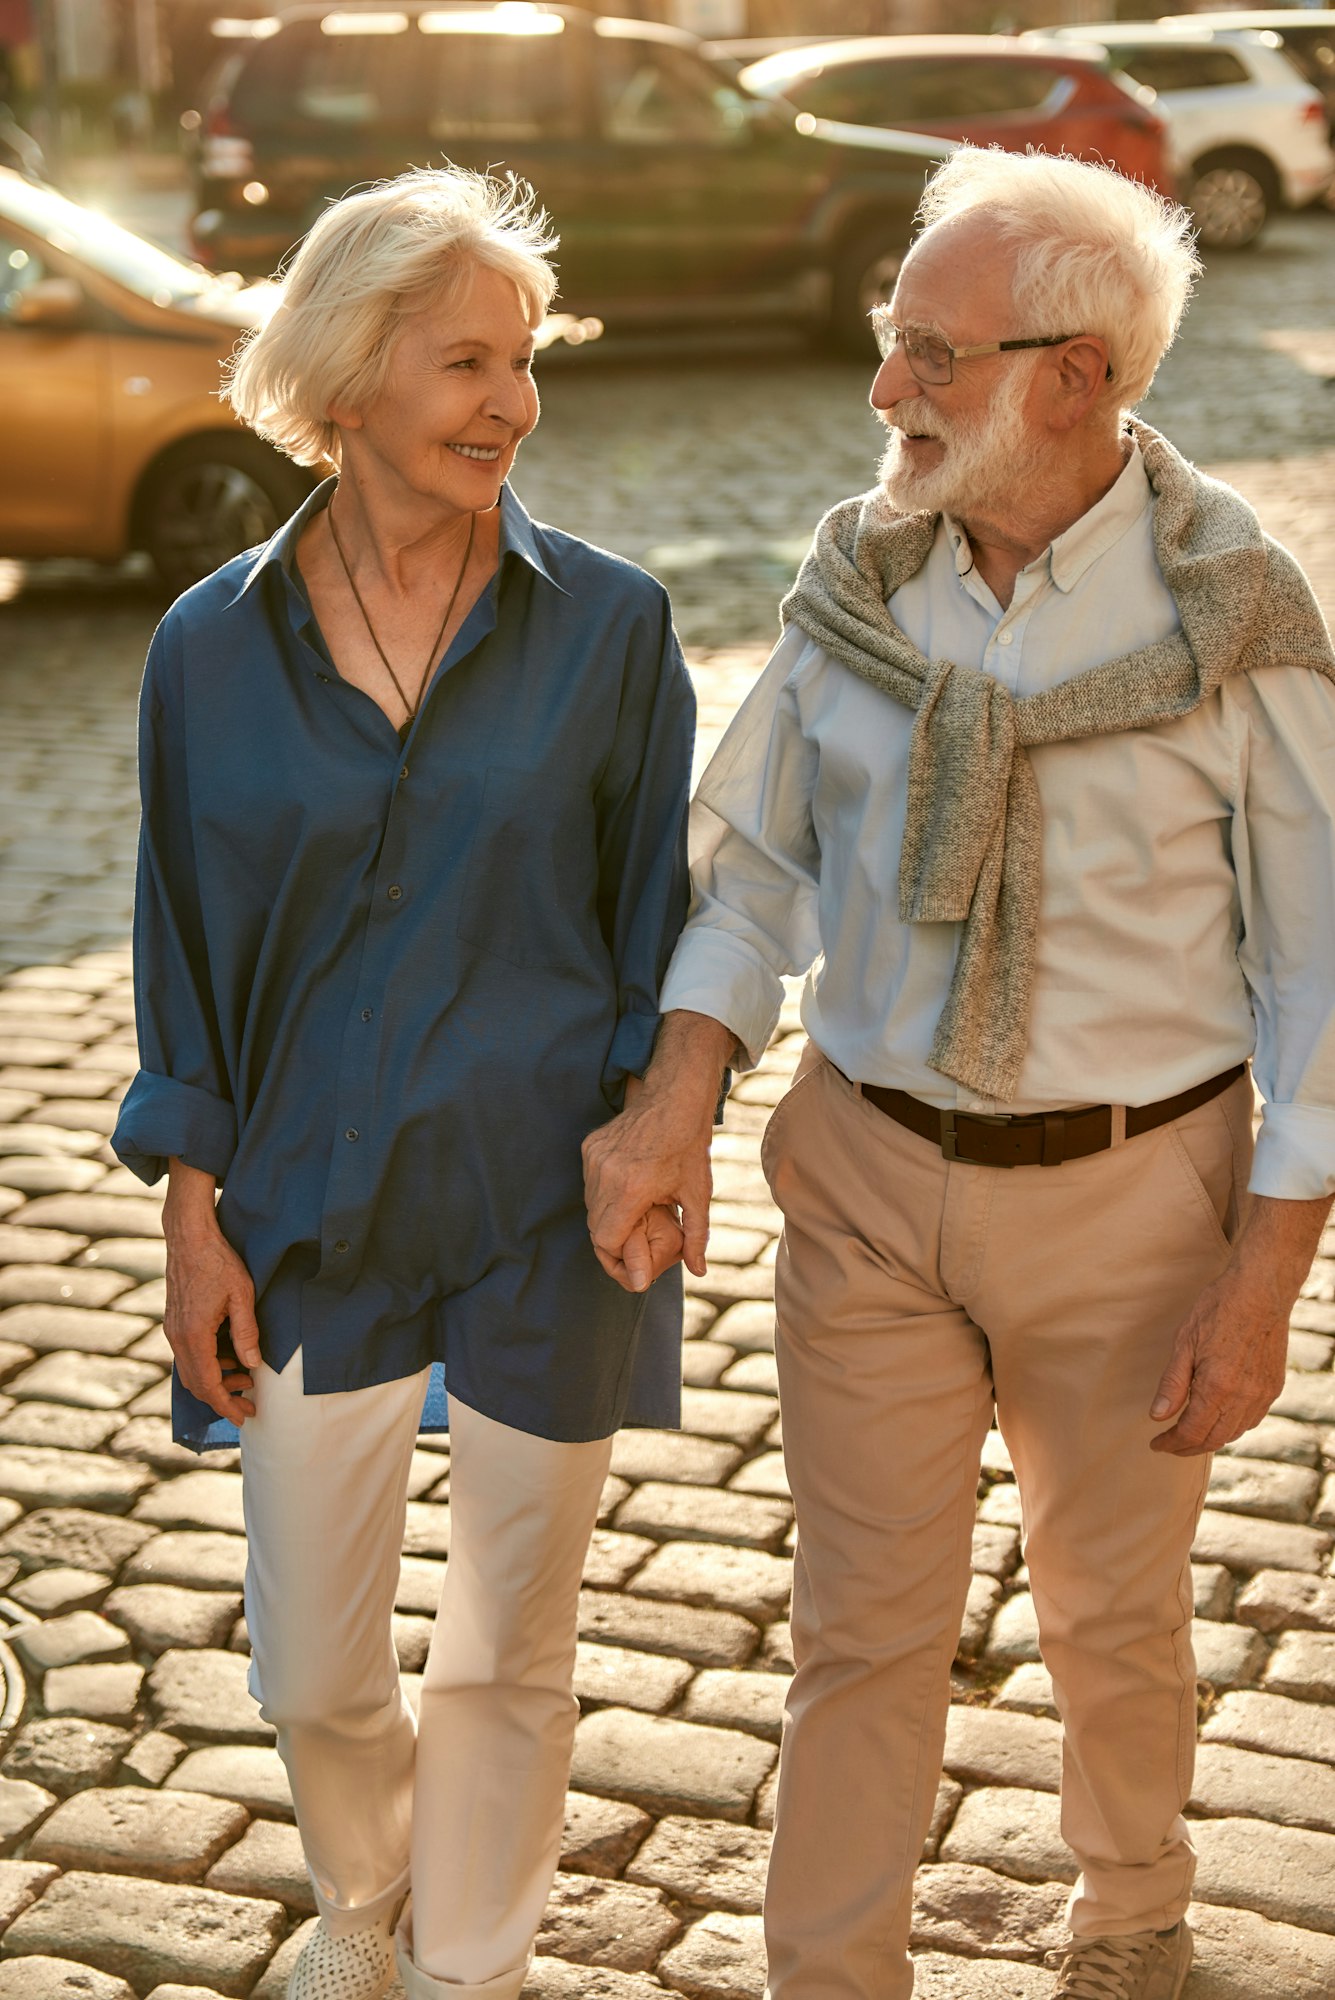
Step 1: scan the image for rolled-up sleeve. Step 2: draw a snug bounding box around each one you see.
[595,585,696,1096]
[1232,665,1335,1199]
[113,615,237,1187]
[659,626,823,1069]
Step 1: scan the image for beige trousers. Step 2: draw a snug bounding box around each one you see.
[238,1350,612,2000]
[760,1048,1253,2000]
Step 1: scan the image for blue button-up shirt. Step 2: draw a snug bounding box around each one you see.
[114,480,694,1451]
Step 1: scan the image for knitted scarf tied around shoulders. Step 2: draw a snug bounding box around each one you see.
[779,417,1335,1102]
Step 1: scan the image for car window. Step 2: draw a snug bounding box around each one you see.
[595,35,751,144]
[0,232,46,324]
[231,20,424,131]
[423,26,580,141]
[1114,45,1249,92]
[1280,28,1335,85]
[777,57,1060,125]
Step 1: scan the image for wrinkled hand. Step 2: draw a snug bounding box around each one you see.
[596,1202,686,1295]
[583,1102,713,1294]
[164,1221,263,1425]
[1149,1264,1289,1456]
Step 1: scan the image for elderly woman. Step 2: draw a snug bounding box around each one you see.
[112,168,694,2000]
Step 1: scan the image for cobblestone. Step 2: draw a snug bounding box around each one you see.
[1192,1816,1335,1935]
[103,1585,242,1655]
[0,1506,154,1577]
[145,1651,272,1746]
[1,1719,131,1797]
[0,1779,55,1854]
[560,1794,652,1880]
[203,1819,315,1912]
[29,1786,249,1883]
[534,1872,681,1973]
[571,1708,776,1822]
[42,1664,144,1725]
[0,1870,285,1995]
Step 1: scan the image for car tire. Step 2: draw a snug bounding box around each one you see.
[828,220,908,356]
[1186,151,1274,251]
[136,434,314,598]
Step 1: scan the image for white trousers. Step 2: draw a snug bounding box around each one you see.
[238,1350,613,2000]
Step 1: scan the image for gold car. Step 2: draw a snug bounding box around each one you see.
[0,166,313,597]
[0,167,600,597]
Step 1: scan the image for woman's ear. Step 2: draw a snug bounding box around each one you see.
[326,396,362,432]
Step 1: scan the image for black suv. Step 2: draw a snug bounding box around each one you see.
[188,1,948,349]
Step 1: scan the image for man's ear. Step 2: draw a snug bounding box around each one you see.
[1049,336,1112,432]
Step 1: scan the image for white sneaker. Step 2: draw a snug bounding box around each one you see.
[288,1911,397,2000]
[1047,1922,1193,2000]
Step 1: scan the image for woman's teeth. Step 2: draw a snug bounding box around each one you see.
[450,444,501,461]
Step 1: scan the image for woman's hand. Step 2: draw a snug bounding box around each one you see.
[596,1202,686,1292]
[163,1160,263,1424]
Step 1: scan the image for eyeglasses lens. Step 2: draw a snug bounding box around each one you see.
[871,313,952,385]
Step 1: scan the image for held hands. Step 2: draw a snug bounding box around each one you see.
[1149,1193,1330,1456]
[583,1013,733,1294]
[163,1160,262,1425]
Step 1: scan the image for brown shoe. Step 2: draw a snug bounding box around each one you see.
[1047,1922,1193,2000]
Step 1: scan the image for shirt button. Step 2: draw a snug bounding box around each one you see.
[361,1008,373,1022]
[387,884,402,901]
[997,630,1014,647]
[333,1239,350,1255]
[345,1128,359,1142]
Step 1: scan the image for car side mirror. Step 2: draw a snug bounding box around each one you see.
[12,276,87,329]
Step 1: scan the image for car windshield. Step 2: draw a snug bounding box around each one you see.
[0,176,217,305]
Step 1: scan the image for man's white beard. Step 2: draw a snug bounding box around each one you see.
[879,362,1048,522]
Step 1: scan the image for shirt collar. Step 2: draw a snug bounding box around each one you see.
[942,439,1153,600]
[224,476,567,606]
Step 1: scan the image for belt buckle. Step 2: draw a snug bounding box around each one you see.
[940,1107,1016,1165]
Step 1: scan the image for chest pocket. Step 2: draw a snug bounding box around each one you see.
[456,765,599,972]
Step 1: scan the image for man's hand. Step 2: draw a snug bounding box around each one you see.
[1151,1191,1331,1456]
[584,1011,738,1294]
[163,1159,262,1425]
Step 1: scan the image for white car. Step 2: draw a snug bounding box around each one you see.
[1025,23,1333,247]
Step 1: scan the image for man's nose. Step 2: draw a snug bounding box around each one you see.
[869,346,916,412]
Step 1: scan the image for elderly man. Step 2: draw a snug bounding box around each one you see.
[584,147,1335,2000]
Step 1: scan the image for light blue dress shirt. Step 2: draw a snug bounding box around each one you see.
[661,447,1335,1199]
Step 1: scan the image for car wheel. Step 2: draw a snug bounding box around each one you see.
[137,435,312,597]
[829,222,907,356]
[1187,153,1272,251]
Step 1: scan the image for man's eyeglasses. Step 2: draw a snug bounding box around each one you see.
[870,306,1096,387]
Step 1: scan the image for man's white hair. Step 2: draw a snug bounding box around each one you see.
[915,146,1201,406]
[226,166,558,467]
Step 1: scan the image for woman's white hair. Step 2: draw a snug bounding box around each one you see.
[225,165,558,467]
[915,146,1201,406]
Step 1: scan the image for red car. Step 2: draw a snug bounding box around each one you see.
[738,35,1173,193]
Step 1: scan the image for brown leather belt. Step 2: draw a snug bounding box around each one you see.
[857,1063,1246,1169]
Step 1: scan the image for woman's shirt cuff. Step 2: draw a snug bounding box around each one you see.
[113,1071,238,1187]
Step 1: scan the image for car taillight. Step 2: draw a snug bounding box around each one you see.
[202,102,254,179]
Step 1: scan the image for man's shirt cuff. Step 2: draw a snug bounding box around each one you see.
[659,929,783,1072]
[1249,1101,1335,1200]
[112,1070,238,1187]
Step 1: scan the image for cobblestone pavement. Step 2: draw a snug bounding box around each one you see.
[0,184,1333,1996]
